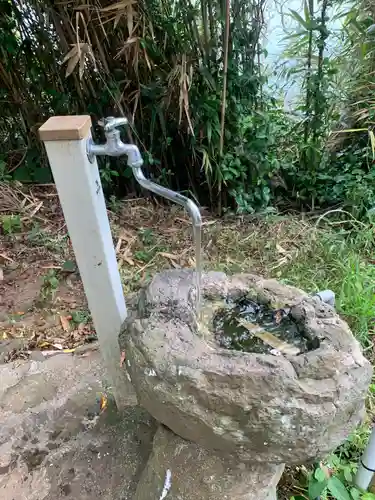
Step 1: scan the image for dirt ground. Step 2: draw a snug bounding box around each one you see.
[0,183,188,499]
[1,181,311,364]
[0,348,153,500]
[0,182,205,362]
[1,181,267,362]
[0,183,90,360]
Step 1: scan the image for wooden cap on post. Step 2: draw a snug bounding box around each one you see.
[39,115,92,141]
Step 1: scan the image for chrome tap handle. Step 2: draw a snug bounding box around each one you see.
[87,115,140,165]
[99,117,128,133]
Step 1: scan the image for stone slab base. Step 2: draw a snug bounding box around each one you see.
[135,425,284,500]
[0,352,152,500]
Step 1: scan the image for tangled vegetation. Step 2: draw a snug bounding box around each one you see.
[0,0,374,217]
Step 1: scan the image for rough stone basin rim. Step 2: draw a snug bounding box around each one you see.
[119,270,372,464]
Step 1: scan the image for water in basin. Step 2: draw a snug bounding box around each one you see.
[213,297,319,355]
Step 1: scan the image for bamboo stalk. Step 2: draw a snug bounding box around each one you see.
[0,0,269,212]
[217,0,231,215]
[313,0,329,141]
[303,0,315,146]
[219,0,230,156]
[207,0,217,61]
[201,0,210,63]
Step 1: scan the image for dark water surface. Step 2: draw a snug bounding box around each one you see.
[213,297,319,355]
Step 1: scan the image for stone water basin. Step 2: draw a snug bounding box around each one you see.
[119,270,372,464]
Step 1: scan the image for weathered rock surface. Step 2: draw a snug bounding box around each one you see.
[135,425,284,500]
[0,352,155,500]
[120,269,372,464]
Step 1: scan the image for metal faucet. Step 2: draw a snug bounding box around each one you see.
[87,117,143,167]
[86,117,202,228]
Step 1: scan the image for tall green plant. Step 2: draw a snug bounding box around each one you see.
[0,0,269,213]
[279,0,344,209]
[338,0,375,128]
[317,0,375,218]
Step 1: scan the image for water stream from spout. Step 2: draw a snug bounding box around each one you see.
[193,222,202,316]
[131,166,203,316]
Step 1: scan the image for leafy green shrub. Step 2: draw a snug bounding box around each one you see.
[291,425,374,499]
[320,143,375,218]
[220,105,295,214]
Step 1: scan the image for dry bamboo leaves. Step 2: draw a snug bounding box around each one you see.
[101,0,137,12]
[100,0,137,31]
[62,43,95,79]
[179,54,194,136]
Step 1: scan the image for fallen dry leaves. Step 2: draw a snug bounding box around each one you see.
[60,314,72,332]
[0,312,97,363]
[99,393,108,413]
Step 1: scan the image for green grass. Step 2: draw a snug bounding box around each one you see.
[208,216,375,347]
[27,222,68,254]
[111,202,374,346]
[226,218,375,500]
[201,214,375,498]
[277,227,375,347]
[71,309,91,325]
[1,214,22,234]
[114,207,375,347]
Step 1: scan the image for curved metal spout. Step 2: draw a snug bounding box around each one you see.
[132,166,202,314]
[86,115,203,312]
[86,116,201,226]
[132,167,202,228]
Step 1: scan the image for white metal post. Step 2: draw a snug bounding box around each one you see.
[355,425,375,491]
[39,115,132,408]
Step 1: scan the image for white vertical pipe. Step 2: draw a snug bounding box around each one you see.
[39,116,132,408]
[314,290,335,306]
[355,426,375,491]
